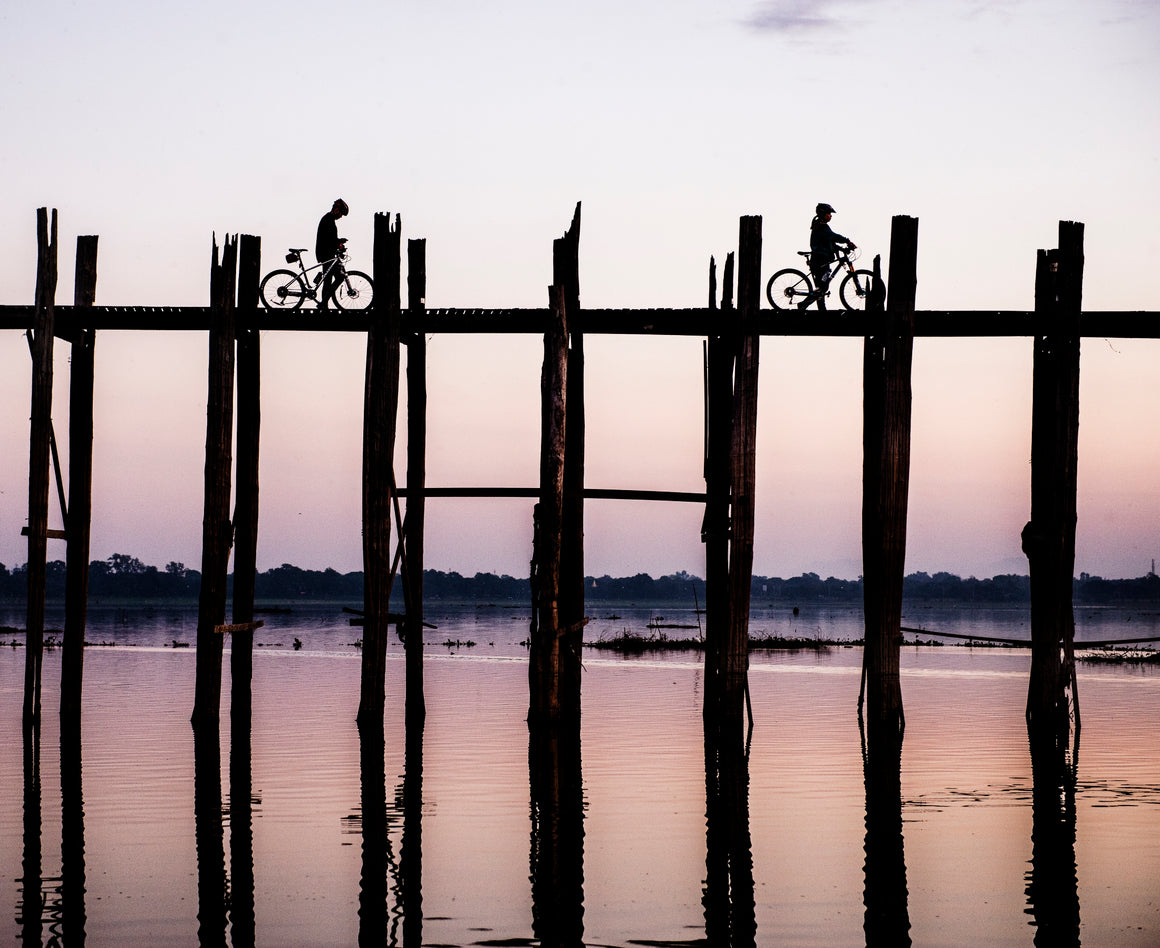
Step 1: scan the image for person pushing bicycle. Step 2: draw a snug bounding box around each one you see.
[803,202,856,310]
[315,198,349,309]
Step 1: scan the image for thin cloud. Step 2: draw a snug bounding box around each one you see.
[744,0,845,32]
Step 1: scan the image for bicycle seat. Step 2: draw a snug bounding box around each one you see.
[288,247,307,254]
[797,251,812,257]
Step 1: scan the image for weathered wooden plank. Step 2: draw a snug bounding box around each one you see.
[1024,221,1084,735]
[725,216,762,732]
[62,233,98,726]
[358,213,402,728]
[192,234,238,727]
[404,236,427,726]
[24,207,58,726]
[529,283,569,727]
[862,217,918,739]
[556,203,584,725]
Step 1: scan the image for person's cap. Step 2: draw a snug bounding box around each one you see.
[334,198,349,215]
[816,202,836,215]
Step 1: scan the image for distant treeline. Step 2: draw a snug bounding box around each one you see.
[1,554,1158,605]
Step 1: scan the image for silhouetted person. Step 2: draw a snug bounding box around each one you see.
[803,202,856,310]
[316,198,349,309]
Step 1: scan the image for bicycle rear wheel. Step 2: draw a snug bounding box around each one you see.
[333,270,374,310]
[767,269,813,310]
[259,269,307,310]
[839,269,877,311]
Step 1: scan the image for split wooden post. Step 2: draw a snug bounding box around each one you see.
[555,203,584,723]
[1023,221,1084,735]
[529,283,569,726]
[404,237,427,725]
[703,252,735,721]
[24,207,58,726]
[861,216,918,738]
[192,234,238,727]
[61,234,98,727]
[724,216,762,732]
[358,213,402,727]
[232,233,262,724]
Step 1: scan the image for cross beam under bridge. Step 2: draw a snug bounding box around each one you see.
[0,304,1156,338]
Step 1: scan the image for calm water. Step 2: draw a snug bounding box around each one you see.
[1,602,1158,946]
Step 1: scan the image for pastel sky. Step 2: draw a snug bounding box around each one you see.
[1,0,1157,581]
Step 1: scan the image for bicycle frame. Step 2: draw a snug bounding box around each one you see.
[285,252,346,300]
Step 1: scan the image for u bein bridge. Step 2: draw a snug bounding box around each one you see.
[6,204,1158,755]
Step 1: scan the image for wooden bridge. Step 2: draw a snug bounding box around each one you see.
[9,204,1155,752]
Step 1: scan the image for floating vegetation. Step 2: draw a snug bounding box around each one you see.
[442,638,477,649]
[1079,647,1160,665]
[585,630,838,654]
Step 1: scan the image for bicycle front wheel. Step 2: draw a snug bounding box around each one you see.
[839,269,877,311]
[260,269,307,310]
[767,269,813,310]
[333,270,374,310]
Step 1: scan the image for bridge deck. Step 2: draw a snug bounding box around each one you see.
[0,305,1157,337]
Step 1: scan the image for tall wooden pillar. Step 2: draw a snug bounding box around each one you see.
[24,207,58,726]
[861,216,918,738]
[554,203,584,723]
[1023,221,1084,734]
[724,216,762,731]
[62,234,98,727]
[404,237,427,726]
[358,213,402,727]
[232,234,262,723]
[529,284,569,726]
[192,234,238,727]
[703,252,735,722]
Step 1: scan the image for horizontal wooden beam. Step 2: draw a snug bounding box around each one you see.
[394,487,708,503]
[0,305,1157,338]
[20,526,66,540]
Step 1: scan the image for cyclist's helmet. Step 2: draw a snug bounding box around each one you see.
[334,198,349,215]
[816,203,836,215]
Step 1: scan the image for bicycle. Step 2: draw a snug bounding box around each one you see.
[766,247,876,311]
[259,240,374,311]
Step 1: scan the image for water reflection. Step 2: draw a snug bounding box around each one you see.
[861,722,911,947]
[193,723,228,946]
[1025,725,1080,946]
[60,715,87,946]
[703,718,756,947]
[229,687,256,947]
[358,721,391,943]
[19,720,43,945]
[528,720,585,947]
[396,723,423,947]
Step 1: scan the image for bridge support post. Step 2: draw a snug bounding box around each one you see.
[192,234,238,727]
[358,213,402,727]
[703,252,735,722]
[1024,221,1084,739]
[722,216,762,734]
[861,215,918,739]
[62,234,98,730]
[404,236,427,727]
[555,203,584,724]
[24,208,58,727]
[232,233,262,731]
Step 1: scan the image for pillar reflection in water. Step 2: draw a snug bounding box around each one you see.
[229,687,256,948]
[60,713,88,946]
[358,716,425,947]
[528,718,585,947]
[861,722,911,948]
[19,720,43,945]
[1025,724,1080,946]
[193,722,228,947]
[702,717,756,948]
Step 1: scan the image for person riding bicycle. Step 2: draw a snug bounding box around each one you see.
[315,198,349,309]
[803,202,856,310]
